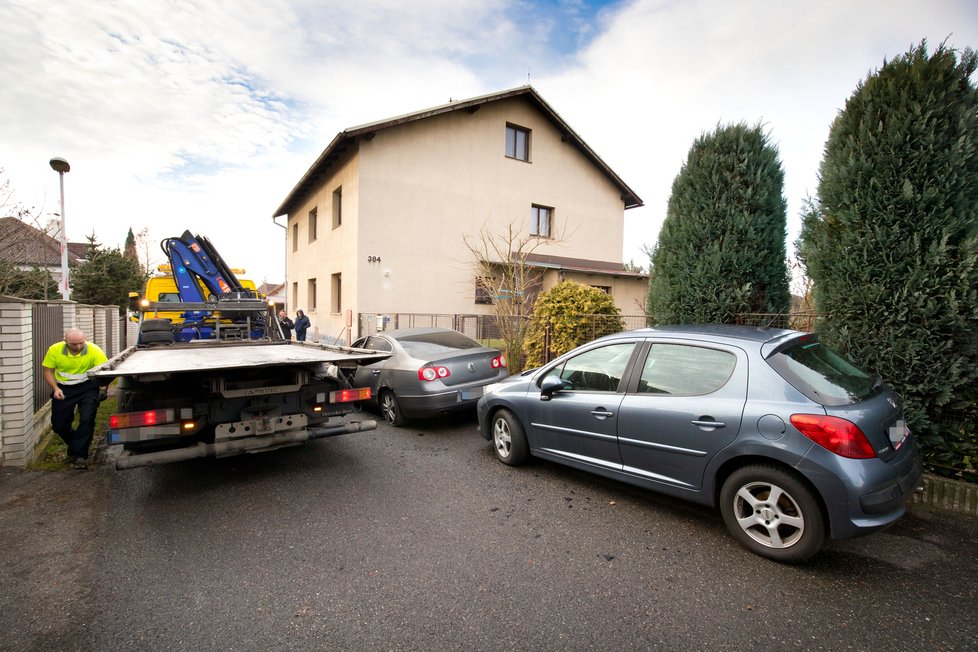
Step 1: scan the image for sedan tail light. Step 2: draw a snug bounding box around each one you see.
[790,414,877,459]
[418,366,451,382]
[491,355,507,369]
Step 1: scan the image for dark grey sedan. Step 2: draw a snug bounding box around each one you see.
[352,327,509,426]
[476,325,922,563]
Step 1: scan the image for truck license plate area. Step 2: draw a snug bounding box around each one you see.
[215,413,308,440]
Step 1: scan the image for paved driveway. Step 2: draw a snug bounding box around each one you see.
[2,414,977,650]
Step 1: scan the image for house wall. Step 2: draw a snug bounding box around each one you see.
[356,97,627,313]
[288,95,635,340]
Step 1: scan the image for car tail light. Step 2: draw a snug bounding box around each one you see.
[491,355,507,369]
[418,366,451,381]
[109,409,176,429]
[790,414,877,459]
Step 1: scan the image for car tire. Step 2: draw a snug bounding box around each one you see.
[379,390,406,427]
[491,409,529,466]
[139,318,173,333]
[138,330,174,345]
[719,465,825,563]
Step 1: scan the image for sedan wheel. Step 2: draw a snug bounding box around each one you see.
[719,465,825,563]
[491,409,528,466]
[379,390,405,427]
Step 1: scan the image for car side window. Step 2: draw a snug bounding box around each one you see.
[364,336,393,352]
[542,343,635,392]
[638,344,736,396]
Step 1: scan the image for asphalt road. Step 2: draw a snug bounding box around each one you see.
[3,413,977,651]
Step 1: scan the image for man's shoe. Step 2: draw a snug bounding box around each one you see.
[72,458,87,470]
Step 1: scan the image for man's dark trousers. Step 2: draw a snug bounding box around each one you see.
[51,380,99,460]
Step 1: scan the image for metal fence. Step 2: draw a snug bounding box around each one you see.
[30,304,64,411]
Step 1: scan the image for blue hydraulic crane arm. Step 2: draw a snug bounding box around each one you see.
[161,230,245,301]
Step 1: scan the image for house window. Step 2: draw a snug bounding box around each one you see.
[531,205,552,238]
[292,223,298,252]
[591,285,611,294]
[292,282,298,308]
[332,187,342,229]
[308,207,318,242]
[331,273,342,313]
[505,124,530,161]
[475,277,494,305]
[308,278,317,312]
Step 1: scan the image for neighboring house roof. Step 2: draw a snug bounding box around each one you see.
[0,216,85,267]
[521,252,648,279]
[273,86,644,218]
[258,282,285,297]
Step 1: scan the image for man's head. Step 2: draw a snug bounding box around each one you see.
[278,310,287,318]
[64,328,87,355]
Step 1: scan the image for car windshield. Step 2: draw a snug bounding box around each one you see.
[767,338,879,406]
[397,331,481,357]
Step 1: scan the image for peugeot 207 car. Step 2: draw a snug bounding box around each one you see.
[352,327,508,426]
[476,325,922,563]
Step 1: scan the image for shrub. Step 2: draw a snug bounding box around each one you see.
[525,281,624,368]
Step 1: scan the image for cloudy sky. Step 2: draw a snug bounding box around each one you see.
[2,0,976,285]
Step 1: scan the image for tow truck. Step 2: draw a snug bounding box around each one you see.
[90,231,388,469]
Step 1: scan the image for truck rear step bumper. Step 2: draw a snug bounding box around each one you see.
[115,419,378,470]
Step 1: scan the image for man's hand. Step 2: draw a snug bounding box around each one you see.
[52,388,65,401]
[98,389,108,402]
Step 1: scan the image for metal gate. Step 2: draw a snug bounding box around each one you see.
[31,303,64,411]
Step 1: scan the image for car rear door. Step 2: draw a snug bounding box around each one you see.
[526,341,640,471]
[616,340,748,491]
[351,335,394,396]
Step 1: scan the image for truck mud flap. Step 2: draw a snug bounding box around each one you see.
[115,419,378,470]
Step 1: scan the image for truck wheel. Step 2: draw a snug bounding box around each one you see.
[379,390,405,427]
[719,465,825,563]
[140,318,173,333]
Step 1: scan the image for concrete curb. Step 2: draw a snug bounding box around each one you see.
[911,473,978,516]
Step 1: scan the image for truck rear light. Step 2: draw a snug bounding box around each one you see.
[418,366,450,381]
[330,387,371,403]
[109,408,176,429]
[790,414,877,459]
[491,355,507,369]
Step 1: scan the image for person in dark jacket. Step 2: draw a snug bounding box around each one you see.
[278,310,294,340]
[294,309,310,341]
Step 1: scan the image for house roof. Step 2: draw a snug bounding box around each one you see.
[272,86,643,218]
[0,216,85,267]
[522,252,647,279]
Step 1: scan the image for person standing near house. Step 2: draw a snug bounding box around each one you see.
[278,310,294,340]
[41,328,108,469]
[294,309,310,341]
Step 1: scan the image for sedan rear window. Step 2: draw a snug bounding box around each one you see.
[398,331,481,356]
[767,339,879,406]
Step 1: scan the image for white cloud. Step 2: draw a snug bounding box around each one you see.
[1,0,976,285]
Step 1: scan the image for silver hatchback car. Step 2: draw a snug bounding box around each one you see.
[476,325,922,562]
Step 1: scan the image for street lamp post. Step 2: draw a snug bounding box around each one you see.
[49,157,71,300]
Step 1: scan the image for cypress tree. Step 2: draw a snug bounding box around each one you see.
[647,123,790,324]
[798,41,978,448]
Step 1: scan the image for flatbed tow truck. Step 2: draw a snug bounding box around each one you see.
[90,232,388,470]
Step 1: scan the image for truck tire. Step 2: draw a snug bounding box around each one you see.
[140,318,173,333]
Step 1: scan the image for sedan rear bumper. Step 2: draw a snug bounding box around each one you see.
[397,388,484,419]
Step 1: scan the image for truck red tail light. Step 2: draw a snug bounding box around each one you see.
[330,388,371,403]
[790,414,877,459]
[109,409,176,429]
[418,366,451,382]
[491,355,507,369]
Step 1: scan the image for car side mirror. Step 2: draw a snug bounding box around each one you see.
[539,375,565,401]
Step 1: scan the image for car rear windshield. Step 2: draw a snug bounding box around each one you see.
[766,338,879,406]
[398,331,481,356]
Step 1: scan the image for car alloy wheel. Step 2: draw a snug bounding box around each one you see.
[379,390,405,427]
[720,465,825,563]
[491,409,528,466]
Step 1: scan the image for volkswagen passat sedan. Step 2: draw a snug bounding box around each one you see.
[476,325,922,562]
[352,327,508,426]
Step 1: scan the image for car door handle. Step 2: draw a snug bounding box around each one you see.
[590,409,615,419]
[372,370,381,375]
[691,418,725,429]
